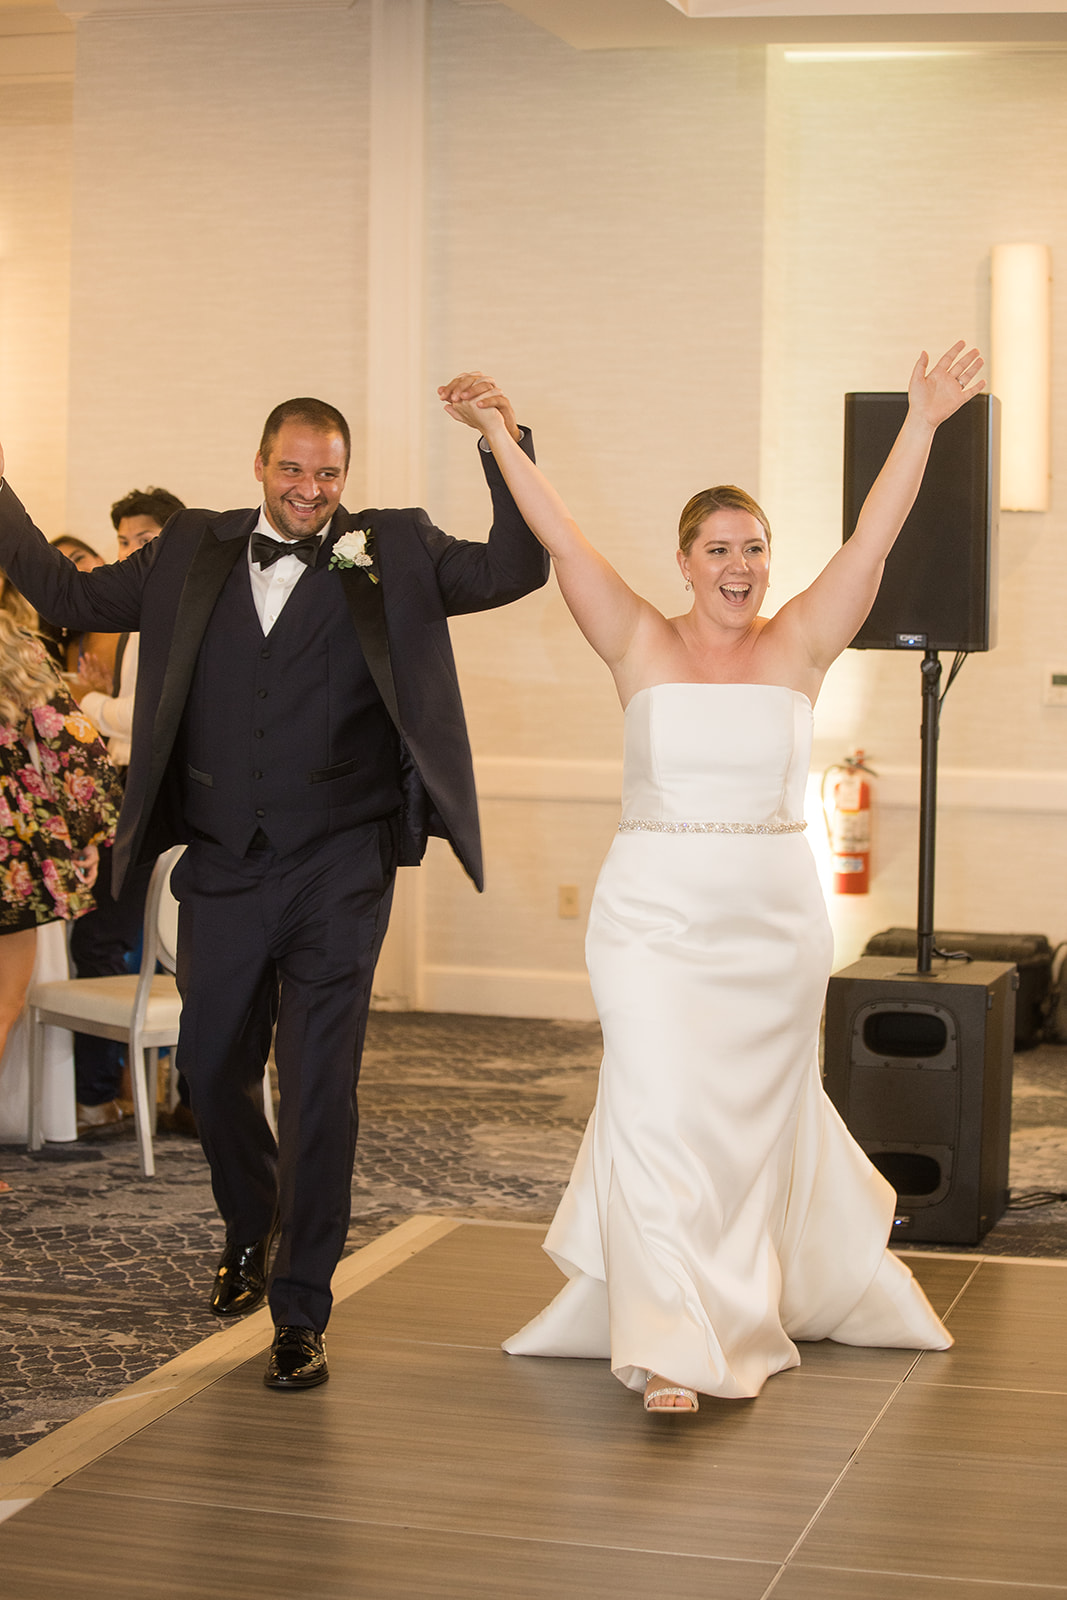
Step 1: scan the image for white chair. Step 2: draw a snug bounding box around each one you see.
[27,845,185,1178]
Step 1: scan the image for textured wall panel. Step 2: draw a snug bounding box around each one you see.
[0,105,72,536]
[65,5,370,549]
[418,0,768,1008]
[762,46,1067,959]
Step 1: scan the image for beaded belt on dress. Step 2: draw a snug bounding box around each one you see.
[618,819,806,835]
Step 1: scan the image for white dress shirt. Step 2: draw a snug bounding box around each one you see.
[247,510,333,635]
[81,632,138,769]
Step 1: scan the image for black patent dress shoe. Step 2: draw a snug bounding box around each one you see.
[264,1326,328,1390]
[209,1220,278,1318]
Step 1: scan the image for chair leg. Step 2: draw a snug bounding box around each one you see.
[26,1008,45,1152]
[165,1050,180,1115]
[128,1031,156,1178]
[147,1048,160,1132]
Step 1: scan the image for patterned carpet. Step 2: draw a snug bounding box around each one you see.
[1,1013,1065,1462]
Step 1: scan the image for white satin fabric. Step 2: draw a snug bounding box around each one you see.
[504,684,950,1398]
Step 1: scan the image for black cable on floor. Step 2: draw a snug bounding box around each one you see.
[1008,1189,1067,1210]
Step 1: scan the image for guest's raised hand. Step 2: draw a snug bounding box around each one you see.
[75,650,114,696]
[907,341,985,429]
[438,371,520,441]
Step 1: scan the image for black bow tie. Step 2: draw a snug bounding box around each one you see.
[250,530,320,569]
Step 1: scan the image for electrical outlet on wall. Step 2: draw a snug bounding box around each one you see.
[558,885,580,919]
[1043,665,1067,707]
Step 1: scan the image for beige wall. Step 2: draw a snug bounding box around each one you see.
[64,3,370,557]
[1,3,1066,1013]
[0,78,72,538]
[421,0,767,1013]
[762,45,1067,964]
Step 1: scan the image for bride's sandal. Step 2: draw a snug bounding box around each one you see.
[643,1371,699,1413]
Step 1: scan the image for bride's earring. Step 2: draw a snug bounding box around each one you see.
[684,577,693,592]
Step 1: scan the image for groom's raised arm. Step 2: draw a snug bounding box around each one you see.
[0,477,148,635]
[422,371,550,615]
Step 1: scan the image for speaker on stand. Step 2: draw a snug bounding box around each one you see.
[824,390,1015,1245]
[843,391,999,654]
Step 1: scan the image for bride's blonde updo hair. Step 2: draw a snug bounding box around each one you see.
[0,609,57,728]
[678,486,772,558]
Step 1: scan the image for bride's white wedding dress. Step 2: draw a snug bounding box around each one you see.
[505,683,950,1398]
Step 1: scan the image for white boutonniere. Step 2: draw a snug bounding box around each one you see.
[329,527,378,582]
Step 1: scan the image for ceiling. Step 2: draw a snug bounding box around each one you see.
[671,0,1064,10]
[498,0,1067,45]
[0,0,1065,48]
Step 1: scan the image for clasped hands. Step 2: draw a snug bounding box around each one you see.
[438,372,520,443]
[72,842,99,889]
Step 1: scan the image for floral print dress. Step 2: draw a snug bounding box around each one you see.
[0,689,122,933]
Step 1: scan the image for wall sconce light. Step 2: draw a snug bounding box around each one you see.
[991,243,1051,512]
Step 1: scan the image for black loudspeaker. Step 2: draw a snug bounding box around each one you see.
[843,392,1000,652]
[824,956,1017,1244]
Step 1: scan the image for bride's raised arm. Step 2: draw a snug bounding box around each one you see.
[440,372,661,674]
[776,341,985,670]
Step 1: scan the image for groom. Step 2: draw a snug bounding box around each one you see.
[0,373,548,1388]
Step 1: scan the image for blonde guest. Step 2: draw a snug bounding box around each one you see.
[0,614,121,1191]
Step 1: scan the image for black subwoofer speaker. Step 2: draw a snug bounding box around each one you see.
[843,391,1000,652]
[824,956,1017,1244]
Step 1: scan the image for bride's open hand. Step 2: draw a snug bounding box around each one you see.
[438,371,520,442]
[908,340,985,429]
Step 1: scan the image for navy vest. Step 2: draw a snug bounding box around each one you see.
[178,551,402,856]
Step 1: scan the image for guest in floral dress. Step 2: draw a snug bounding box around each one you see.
[0,610,121,1188]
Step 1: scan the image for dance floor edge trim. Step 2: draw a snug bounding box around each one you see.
[1,1219,1063,1521]
[0,1213,462,1513]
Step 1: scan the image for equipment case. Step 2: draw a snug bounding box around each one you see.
[862,928,1053,1049]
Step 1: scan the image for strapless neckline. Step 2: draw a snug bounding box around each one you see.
[626,683,813,715]
[619,676,813,829]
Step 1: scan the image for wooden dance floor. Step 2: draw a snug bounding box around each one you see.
[1,1217,1065,1598]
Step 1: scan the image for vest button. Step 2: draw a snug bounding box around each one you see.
[257,689,267,698]
[261,648,270,659]
[252,770,262,780]
[254,729,264,738]
[255,808,266,818]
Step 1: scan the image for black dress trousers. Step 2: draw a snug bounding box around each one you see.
[171,817,397,1332]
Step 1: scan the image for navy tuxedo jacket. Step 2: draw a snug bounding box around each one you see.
[0,439,549,892]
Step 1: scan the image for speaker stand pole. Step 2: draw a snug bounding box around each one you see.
[916,648,942,975]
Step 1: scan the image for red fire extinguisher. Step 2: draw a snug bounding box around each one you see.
[821,751,876,895]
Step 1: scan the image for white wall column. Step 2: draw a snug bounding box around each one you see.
[365,0,428,504]
[365,0,429,1009]
[0,17,74,533]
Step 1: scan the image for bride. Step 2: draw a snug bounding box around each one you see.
[442,342,984,1414]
